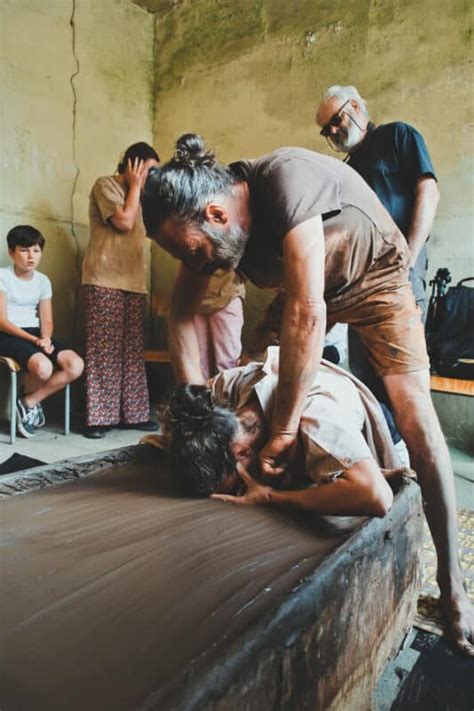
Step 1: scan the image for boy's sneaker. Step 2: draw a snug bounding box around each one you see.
[16,399,37,438]
[19,388,45,427]
[33,402,46,427]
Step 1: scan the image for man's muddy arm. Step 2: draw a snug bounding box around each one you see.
[259,216,326,476]
[212,460,393,518]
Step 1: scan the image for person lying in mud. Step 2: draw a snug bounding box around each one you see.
[144,348,411,516]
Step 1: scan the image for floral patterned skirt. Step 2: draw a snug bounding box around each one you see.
[83,285,149,426]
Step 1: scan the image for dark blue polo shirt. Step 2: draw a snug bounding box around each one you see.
[347,122,436,237]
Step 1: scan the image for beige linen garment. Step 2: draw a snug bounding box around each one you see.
[82,176,148,294]
[198,269,246,315]
[211,347,400,483]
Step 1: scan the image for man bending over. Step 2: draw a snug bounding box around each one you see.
[142,135,473,652]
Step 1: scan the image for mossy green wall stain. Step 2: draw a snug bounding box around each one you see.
[265,0,371,38]
[152,0,473,150]
[153,0,375,96]
[154,0,265,92]
[152,0,472,142]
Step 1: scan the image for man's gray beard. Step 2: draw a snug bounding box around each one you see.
[201,221,249,271]
[330,120,364,153]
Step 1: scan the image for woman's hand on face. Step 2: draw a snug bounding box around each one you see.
[125,157,147,190]
[210,463,272,506]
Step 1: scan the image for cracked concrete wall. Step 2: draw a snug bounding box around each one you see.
[150,0,474,347]
[0,0,154,345]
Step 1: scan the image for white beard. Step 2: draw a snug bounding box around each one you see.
[329,119,365,153]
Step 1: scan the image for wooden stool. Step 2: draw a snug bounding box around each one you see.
[0,356,70,444]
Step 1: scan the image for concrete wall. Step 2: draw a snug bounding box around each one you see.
[150,0,474,346]
[0,0,155,345]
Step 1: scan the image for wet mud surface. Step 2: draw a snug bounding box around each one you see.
[0,446,364,710]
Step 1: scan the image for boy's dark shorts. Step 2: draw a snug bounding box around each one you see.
[0,328,67,370]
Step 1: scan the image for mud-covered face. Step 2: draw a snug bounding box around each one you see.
[212,401,267,495]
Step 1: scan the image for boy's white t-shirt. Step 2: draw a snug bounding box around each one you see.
[0,266,52,328]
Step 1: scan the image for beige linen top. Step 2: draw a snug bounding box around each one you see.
[198,269,246,315]
[211,347,400,483]
[82,176,147,294]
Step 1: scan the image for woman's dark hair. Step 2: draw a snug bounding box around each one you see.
[117,142,159,174]
[7,225,45,251]
[142,133,238,235]
[162,383,239,497]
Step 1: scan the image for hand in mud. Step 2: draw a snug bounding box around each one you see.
[211,463,272,506]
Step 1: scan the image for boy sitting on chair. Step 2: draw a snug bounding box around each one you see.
[0,225,84,438]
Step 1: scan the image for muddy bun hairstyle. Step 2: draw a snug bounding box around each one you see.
[163,383,239,497]
[142,133,238,235]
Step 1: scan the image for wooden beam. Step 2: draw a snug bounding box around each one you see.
[430,375,474,397]
[144,349,171,363]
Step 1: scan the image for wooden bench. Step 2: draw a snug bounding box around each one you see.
[144,350,171,364]
[430,375,474,397]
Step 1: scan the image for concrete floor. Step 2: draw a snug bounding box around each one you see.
[0,415,146,464]
[374,627,421,711]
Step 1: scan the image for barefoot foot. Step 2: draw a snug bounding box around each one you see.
[440,587,474,656]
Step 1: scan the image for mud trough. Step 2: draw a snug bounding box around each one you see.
[0,445,422,710]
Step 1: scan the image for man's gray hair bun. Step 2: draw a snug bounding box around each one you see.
[174,133,216,168]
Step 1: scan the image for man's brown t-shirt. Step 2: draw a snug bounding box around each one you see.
[231,148,409,311]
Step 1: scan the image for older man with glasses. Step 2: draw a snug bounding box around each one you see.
[316,85,439,322]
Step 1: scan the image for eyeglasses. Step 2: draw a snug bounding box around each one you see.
[319,99,351,137]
